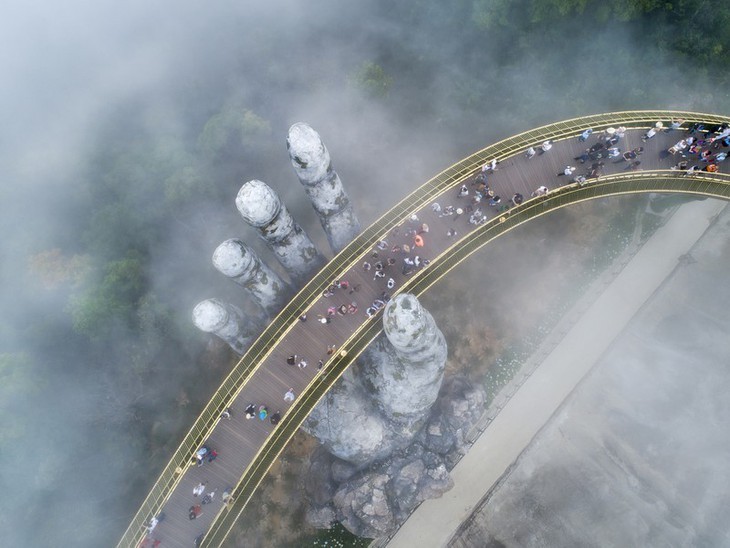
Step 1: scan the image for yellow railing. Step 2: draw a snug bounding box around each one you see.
[119,111,730,548]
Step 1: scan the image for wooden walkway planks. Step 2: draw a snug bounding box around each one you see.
[136,120,729,548]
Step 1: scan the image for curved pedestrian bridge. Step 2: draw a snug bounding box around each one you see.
[120,111,730,547]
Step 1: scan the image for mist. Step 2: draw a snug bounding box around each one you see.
[1,0,729,545]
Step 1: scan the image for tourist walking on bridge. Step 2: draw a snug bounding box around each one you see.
[574,150,591,164]
[689,122,705,134]
[188,505,202,520]
[194,445,210,467]
[144,514,161,534]
[588,142,604,154]
[668,139,688,155]
[642,122,663,141]
[558,166,575,176]
[622,147,644,162]
[201,491,215,505]
[714,125,730,141]
[601,127,617,143]
[588,161,604,178]
[670,118,685,131]
[481,158,498,172]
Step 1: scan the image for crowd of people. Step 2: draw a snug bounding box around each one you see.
[290,118,730,388]
[568,119,730,184]
[152,118,729,545]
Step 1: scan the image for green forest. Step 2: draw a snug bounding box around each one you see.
[2,0,729,545]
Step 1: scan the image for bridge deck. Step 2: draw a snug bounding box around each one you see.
[135,120,728,547]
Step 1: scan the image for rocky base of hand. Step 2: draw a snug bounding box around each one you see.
[302,376,486,538]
